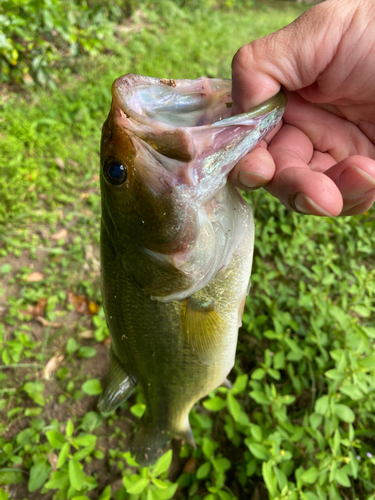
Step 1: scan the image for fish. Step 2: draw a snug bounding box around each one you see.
[98,73,286,465]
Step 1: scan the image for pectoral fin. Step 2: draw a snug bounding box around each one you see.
[184,297,226,364]
[98,349,136,413]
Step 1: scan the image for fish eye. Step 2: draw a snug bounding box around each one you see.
[103,158,127,185]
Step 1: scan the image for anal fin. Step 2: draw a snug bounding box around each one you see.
[98,348,136,413]
[176,423,196,449]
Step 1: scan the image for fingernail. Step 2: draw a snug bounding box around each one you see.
[239,171,270,189]
[338,165,375,198]
[293,193,332,216]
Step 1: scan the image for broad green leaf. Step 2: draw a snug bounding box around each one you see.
[123,452,139,467]
[303,493,319,500]
[152,478,168,489]
[57,442,70,468]
[249,391,270,405]
[66,419,74,438]
[218,491,232,500]
[74,446,93,462]
[212,457,231,473]
[227,392,241,422]
[333,429,341,456]
[154,482,178,499]
[44,471,70,490]
[231,374,248,393]
[247,443,270,461]
[325,369,345,381]
[66,337,79,354]
[250,424,262,442]
[329,460,337,483]
[309,413,323,430]
[315,396,329,416]
[80,412,103,432]
[203,396,226,412]
[267,368,281,380]
[46,430,66,449]
[334,404,355,423]
[147,489,159,500]
[251,368,266,380]
[152,450,173,477]
[237,411,250,426]
[0,487,9,500]
[349,451,359,478]
[68,459,85,491]
[130,403,146,419]
[74,434,96,448]
[98,487,112,500]
[352,304,371,317]
[262,461,277,497]
[122,476,136,490]
[125,478,150,494]
[82,379,102,396]
[340,384,363,401]
[191,411,213,429]
[359,353,375,369]
[0,470,23,485]
[22,382,45,406]
[202,437,218,459]
[334,468,351,487]
[77,346,97,358]
[301,466,318,484]
[196,461,211,479]
[72,497,90,500]
[279,394,296,405]
[246,458,257,477]
[273,351,285,369]
[28,459,51,492]
[274,466,287,491]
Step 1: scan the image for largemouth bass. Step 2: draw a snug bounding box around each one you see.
[99,74,286,465]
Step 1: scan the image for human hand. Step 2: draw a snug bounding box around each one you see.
[230,0,375,216]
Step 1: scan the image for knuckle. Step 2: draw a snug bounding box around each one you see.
[232,44,254,71]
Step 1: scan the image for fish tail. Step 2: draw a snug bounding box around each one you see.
[131,415,171,466]
[131,413,196,466]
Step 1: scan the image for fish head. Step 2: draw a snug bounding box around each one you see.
[100,74,286,298]
[100,100,195,255]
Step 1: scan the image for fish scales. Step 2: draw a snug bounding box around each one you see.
[99,74,286,465]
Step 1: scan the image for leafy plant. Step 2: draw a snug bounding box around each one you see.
[116,450,178,500]
[1,1,375,500]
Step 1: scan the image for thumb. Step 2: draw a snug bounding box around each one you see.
[231,0,350,114]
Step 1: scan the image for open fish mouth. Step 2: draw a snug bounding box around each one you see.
[113,75,236,128]
[112,73,286,128]
[110,73,286,199]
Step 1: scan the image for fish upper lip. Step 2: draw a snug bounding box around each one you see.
[110,74,287,188]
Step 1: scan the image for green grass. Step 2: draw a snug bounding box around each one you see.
[1,1,375,500]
